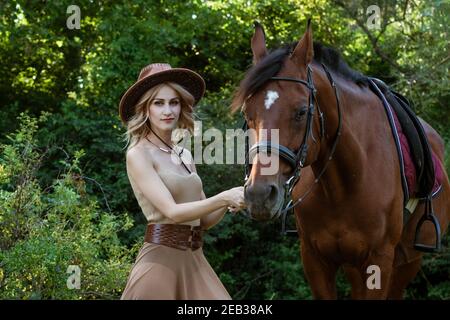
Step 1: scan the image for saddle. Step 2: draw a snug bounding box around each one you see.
[368,78,443,252]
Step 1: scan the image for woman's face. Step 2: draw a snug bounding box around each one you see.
[148,85,181,133]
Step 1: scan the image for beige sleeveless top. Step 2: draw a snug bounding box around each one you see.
[128,169,203,227]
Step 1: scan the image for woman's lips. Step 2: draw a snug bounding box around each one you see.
[162,118,174,122]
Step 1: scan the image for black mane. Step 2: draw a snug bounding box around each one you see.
[232,41,368,112]
[313,42,368,85]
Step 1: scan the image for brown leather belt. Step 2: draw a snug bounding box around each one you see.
[144,223,204,251]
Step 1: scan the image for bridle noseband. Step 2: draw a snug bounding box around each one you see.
[242,63,343,231]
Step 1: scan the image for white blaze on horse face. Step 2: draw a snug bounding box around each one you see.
[264,90,279,110]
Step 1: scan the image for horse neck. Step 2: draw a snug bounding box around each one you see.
[311,70,375,201]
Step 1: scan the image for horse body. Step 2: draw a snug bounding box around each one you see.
[292,65,404,299]
[234,21,450,299]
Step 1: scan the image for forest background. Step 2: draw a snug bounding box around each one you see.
[0,0,448,299]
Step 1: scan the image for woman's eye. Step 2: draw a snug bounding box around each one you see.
[170,100,180,106]
[154,101,163,106]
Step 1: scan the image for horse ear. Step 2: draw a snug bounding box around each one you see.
[251,21,268,65]
[291,18,313,67]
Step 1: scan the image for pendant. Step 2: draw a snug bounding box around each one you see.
[159,147,171,153]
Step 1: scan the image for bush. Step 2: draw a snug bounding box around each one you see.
[0,112,136,299]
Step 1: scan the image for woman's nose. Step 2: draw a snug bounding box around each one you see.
[162,104,172,114]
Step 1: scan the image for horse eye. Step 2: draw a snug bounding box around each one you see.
[295,106,307,121]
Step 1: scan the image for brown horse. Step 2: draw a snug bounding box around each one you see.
[231,21,450,299]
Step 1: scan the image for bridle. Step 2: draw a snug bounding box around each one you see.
[242,63,343,232]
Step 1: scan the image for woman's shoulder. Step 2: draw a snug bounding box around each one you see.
[126,141,156,165]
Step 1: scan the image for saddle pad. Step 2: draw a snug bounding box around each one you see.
[390,106,444,199]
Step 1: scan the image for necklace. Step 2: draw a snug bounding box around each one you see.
[145,129,192,174]
[145,137,173,153]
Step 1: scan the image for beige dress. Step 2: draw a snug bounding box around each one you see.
[120,169,231,300]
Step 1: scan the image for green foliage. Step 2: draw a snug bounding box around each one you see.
[0,113,136,299]
[405,234,450,300]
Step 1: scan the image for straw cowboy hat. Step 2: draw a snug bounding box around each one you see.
[119,63,206,124]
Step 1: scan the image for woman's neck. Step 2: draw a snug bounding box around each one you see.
[148,129,173,147]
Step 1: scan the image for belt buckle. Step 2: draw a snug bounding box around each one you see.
[168,225,203,251]
[186,232,195,251]
[189,228,203,250]
[175,227,195,250]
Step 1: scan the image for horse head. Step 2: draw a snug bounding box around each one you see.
[232,20,340,221]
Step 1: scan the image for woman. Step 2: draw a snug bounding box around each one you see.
[118,63,246,300]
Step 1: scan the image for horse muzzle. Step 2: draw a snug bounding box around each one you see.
[243,182,284,221]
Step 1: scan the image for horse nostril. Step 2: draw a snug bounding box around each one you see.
[245,183,279,205]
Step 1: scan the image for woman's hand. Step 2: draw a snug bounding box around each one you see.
[227,206,241,214]
[222,186,246,214]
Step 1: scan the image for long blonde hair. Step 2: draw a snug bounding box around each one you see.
[123,82,196,151]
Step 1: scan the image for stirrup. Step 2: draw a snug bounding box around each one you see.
[280,200,298,236]
[413,198,441,253]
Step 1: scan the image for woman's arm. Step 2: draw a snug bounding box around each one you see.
[182,148,231,230]
[199,191,228,230]
[126,147,235,224]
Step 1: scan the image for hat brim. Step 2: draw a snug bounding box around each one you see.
[119,68,205,124]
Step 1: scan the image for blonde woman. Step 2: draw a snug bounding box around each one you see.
[119,63,245,299]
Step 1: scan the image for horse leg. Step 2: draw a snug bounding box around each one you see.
[387,257,423,299]
[386,181,449,299]
[342,265,366,299]
[301,243,338,299]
